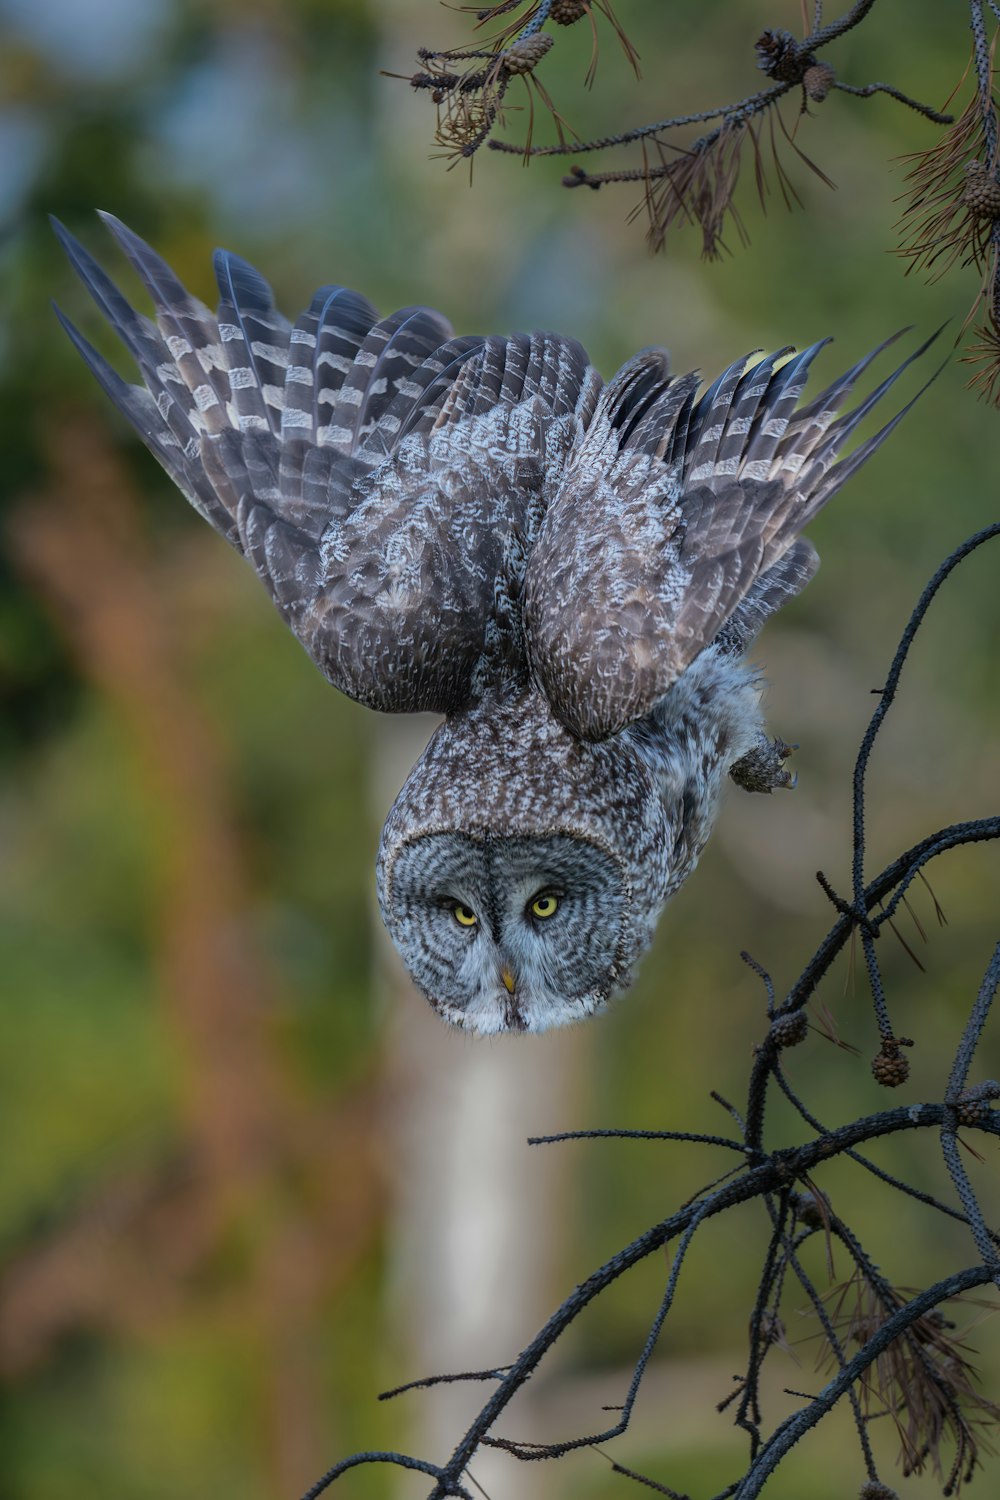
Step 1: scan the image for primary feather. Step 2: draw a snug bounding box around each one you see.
[523,332,938,740]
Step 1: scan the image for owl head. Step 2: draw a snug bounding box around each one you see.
[376,692,676,1034]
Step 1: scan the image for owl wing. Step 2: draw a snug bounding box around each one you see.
[53,213,599,714]
[524,334,937,741]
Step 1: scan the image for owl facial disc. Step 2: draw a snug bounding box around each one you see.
[379,831,629,1034]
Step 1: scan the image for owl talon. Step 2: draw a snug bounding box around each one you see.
[730,736,799,794]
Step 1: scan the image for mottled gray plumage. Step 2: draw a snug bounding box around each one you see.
[54,213,930,1033]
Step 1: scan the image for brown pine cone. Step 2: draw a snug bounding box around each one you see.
[792,1190,826,1229]
[961,161,1000,219]
[955,1080,1000,1125]
[769,1010,809,1049]
[859,1483,900,1500]
[871,1038,911,1088]
[956,1097,991,1125]
[550,0,588,23]
[503,33,554,75]
[803,62,836,102]
[755,28,809,83]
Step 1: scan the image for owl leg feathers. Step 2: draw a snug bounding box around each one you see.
[729,735,798,793]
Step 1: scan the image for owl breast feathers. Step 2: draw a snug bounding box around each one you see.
[54,213,933,1034]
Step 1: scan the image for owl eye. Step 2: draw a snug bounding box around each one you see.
[529,892,559,920]
[452,903,478,928]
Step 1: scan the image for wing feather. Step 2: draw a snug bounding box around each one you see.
[716,538,821,656]
[98,213,238,436]
[56,215,599,715]
[53,302,233,539]
[211,247,292,435]
[525,335,937,740]
[58,214,932,738]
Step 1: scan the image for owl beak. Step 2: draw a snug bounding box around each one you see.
[500,966,516,995]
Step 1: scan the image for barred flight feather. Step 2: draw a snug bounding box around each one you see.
[55,213,936,735]
[523,328,941,740]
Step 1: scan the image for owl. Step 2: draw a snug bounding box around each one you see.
[53,213,929,1034]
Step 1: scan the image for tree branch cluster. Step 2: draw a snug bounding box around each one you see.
[398,1,1000,401]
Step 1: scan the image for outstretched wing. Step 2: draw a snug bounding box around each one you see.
[524,334,936,741]
[53,213,599,714]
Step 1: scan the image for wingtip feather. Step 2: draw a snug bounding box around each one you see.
[51,302,135,405]
[94,209,194,310]
[213,247,276,312]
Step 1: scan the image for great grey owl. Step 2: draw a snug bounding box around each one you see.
[54,213,929,1035]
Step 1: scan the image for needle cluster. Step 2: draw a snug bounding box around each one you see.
[396,1,952,259]
[896,5,1000,402]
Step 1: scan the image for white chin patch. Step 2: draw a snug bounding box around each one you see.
[436,986,606,1036]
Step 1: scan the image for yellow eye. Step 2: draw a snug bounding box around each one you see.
[453,903,478,928]
[530,893,559,920]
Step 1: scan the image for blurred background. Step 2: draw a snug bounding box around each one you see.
[1,2,999,1497]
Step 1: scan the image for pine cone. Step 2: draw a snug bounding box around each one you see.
[755,29,809,83]
[859,1483,900,1500]
[803,62,836,102]
[769,1010,809,1049]
[550,0,588,23]
[956,1097,991,1125]
[955,1081,1000,1125]
[961,161,1000,219]
[792,1190,826,1229]
[503,33,553,75]
[871,1038,911,1088]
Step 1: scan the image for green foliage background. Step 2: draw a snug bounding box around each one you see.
[1,2,999,1497]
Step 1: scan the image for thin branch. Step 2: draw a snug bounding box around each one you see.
[301,1451,474,1500]
[527,1128,750,1151]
